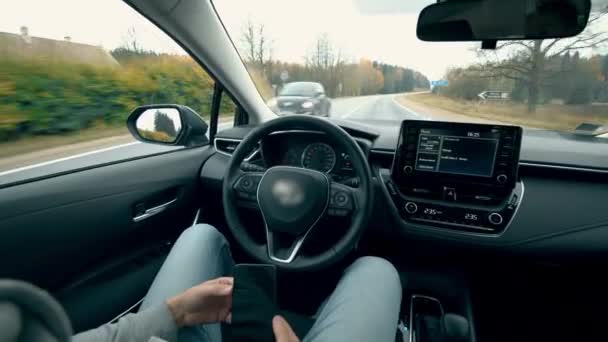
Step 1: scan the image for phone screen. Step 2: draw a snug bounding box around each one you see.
[229,264,277,342]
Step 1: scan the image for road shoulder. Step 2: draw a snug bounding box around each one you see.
[395,94,504,125]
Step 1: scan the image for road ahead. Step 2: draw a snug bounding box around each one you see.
[0,93,422,185]
[330,93,425,121]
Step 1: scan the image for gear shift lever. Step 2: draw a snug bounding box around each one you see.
[441,313,470,342]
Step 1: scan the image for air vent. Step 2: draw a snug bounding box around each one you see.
[214,138,260,161]
[370,149,395,169]
[215,138,241,156]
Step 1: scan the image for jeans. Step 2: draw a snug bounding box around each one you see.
[139,224,402,342]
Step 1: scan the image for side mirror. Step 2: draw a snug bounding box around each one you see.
[126,105,208,147]
[314,91,325,97]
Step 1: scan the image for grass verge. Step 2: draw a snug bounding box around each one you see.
[400,93,608,131]
[0,125,130,159]
[0,114,233,159]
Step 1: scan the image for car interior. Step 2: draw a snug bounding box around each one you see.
[1,0,608,341]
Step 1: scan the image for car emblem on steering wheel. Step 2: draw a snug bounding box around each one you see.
[271,179,304,207]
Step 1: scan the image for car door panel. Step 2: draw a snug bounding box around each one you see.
[0,146,213,330]
[56,242,169,333]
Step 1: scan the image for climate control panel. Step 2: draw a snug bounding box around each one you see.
[384,175,523,234]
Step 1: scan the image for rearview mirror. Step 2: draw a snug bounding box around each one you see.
[417,0,591,42]
[127,105,208,147]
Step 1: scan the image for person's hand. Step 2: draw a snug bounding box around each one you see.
[166,277,233,327]
[273,315,299,342]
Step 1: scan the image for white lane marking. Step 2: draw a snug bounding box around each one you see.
[1,121,235,177]
[0,141,141,177]
[0,119,235,178]
[392,96,422,118]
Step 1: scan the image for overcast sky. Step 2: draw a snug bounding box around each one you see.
[0,1,184,55]
[1,0,607,81]
[213,0,478,80]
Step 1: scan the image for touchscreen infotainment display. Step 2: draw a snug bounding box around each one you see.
[393,120,522,191]
[415,128,500,177]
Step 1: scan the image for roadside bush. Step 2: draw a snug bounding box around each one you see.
[440,68,489,100]
[567,83,593,105]
[0,53,219,142]
[245,64,273,101]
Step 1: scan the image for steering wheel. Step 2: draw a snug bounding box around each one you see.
[222,115,373,271]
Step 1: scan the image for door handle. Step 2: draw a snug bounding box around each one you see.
[133,198,178,222]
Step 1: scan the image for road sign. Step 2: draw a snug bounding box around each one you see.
[280,70,289,82]
[478,91,509,100]
[431,80,449,87]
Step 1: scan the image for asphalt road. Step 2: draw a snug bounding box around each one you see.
[0,93,421,185]
[330,93,425,121]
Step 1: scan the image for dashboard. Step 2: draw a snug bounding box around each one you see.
[207,119,608,260]
[259,132,358,184]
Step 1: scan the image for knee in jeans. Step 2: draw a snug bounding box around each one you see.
[350,256,402,289]
[179,224,228,246]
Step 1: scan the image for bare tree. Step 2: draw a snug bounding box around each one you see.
[121,27,142,53]
[307,34,337,69]
[241,19,257,63]
[256,24,270,66]
[240,18,273,72]
[476,10,608,112]
[305,33,346,96]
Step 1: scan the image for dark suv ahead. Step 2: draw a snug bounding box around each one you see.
[268,82,331,117]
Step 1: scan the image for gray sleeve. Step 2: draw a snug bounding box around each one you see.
[72,304,178,342]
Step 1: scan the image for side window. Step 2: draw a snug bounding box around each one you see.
[0,1,219,183]
[218,93,237,133]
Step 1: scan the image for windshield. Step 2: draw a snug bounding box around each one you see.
[213,0,608,134]
[279,82,320,97]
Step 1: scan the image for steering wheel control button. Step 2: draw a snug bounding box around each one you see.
[496,174,508,184]
[405,202,418,214]
[334,192,349,207]
[443,187,457,201]
[403,165,413,175]
[488,212,504,225]
[241,178,252,189]
[235,175,262,194]
[329,186,354,211]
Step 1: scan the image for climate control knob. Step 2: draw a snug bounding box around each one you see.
[405,202,418,214]
[403,165,414,175]
[488,212,504,225]
[496,174,508,184]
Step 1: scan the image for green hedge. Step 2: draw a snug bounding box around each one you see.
[0,54,232,142]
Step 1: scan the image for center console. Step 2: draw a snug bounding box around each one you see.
[385,120,523,234]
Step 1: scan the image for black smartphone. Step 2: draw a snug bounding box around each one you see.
[228,264,278,342]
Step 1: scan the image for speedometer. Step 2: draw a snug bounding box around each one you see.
[301,143,336,173]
